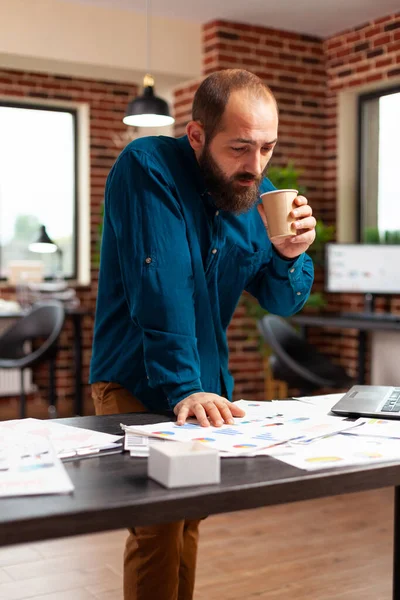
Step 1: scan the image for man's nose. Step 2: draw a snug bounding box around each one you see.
[243,151,263,177]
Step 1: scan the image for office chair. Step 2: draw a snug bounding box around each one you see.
[0,301,65,418]
[257,315,353,395]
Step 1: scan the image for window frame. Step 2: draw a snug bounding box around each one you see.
[0,99,79,282]
[356,83,400,242]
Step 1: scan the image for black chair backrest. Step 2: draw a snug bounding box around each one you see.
[257,314,352,389]
[0,301,65,368]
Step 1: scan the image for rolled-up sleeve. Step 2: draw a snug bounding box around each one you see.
[107,151,203,407]
[245,247,314,316]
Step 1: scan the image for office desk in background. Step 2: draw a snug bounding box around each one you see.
[1,411,400,599]
[291,313,400,385]
[0,307,91,415]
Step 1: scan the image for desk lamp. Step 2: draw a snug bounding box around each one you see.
[29,225,63,276]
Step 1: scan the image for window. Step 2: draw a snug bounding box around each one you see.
[0,102,78,280]
[358,86,400,243]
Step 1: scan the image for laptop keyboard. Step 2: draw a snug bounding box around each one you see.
[382,389,400,412]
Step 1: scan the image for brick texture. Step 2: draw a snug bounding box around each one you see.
[173,13,400,401]
[0,70,138,419]
[174,21,327,401]
[321,12,400,378]
[1,11,399,417]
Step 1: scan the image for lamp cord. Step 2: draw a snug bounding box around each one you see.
[146,0,151,74]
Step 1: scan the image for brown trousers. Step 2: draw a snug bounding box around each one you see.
[91,382,201,600]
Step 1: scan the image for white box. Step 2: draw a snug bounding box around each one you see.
[148,441,220,488]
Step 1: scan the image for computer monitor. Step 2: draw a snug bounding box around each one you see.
[326,244,400,295]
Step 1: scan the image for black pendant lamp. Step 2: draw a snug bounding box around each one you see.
[123,0,174,128]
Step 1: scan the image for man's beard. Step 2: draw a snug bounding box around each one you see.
[198,144,266,215]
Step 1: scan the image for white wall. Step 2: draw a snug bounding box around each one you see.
[0,0,202,87]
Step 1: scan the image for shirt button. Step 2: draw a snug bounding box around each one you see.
[290,268,295,273]
[215,211,219,217]
[297,291,302,296]
[212,248,218,255]
[145,257,152,264]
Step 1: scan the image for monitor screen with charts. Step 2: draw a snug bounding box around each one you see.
[326,244,400,294]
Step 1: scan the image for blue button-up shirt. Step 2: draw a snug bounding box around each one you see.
[90,135,314,411]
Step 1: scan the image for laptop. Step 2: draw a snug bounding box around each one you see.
[331,385,400,419]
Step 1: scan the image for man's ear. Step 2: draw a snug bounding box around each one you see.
[186,120,205,152]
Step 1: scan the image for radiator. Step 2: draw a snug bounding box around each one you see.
[0,369,36,397]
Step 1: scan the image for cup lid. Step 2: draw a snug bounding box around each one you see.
[260,188,298,196]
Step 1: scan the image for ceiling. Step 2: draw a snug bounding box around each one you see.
[61,0,399,38]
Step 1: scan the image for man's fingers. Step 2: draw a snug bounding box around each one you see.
[230,403,246,417]
[293,216,316,231]
[293,195,307,206]
[175,393,246,428]
[193,404,212,427]
[202,401,225,427]
[291,230,316,244]
[214,400,236,425]
[291,207,312,220]
[175,404,190,426]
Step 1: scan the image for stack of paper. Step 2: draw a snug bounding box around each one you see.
[263,428,400,470]
[121,400,357,457]
[0,432,74,497]
[121,398,400,470]
[0,418,122,460]
[122,429,170,457]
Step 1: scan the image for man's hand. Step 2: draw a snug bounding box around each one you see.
[173,392,246,427]
[257,195,316,259]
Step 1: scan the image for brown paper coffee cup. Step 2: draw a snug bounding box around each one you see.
[260,189,298,238]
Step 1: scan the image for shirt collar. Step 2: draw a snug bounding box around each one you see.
[176,135,208,197]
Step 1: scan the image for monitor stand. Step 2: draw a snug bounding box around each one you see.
[363,292,376,315]
[340,294,399,321]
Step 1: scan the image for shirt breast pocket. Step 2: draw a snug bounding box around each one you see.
[217,245,269,324]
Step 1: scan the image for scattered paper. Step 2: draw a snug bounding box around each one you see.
[262,431,400,470]
[343,418,400,440]
[293,393,346,412]
[121,400,353,456]
[0,432,74,497]
[0,418,122,458]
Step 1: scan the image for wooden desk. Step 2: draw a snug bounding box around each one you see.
[291,313,400,385]
[1,412,400,598]
[0,307,90,415]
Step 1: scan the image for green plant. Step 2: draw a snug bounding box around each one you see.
[364,227,381,244]
[93,203,105,268]
[306,220,335,267]
[382,230,400,244]
[242,161,333,359]
[267,161,307,195]
[267,161,334,305]
[363,227,400,244]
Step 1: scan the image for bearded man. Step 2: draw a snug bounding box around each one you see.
[90,68,315,600]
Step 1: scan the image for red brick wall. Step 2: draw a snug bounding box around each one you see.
[174,20,326,400]
[316,12,400,377]
[0,69,137,419]
[173,13,400,400]
[1,12,399,416]
[324,12,400,256]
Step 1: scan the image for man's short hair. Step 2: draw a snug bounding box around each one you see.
[192,69,277,142]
